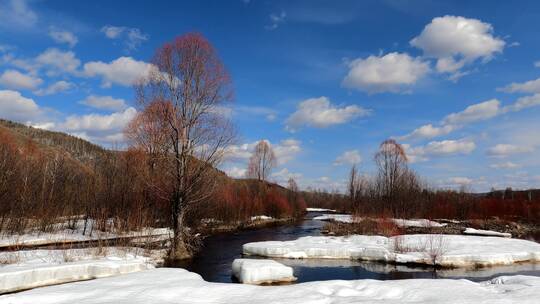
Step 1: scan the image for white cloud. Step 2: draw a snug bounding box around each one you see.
[534,61,540,68]
[48,28,78,48]
[411,15,505,77]
[0,0,37,29]
[0,69,42,90]
[35,48,81,75]
[490,162,521,170]
[487,144,534,157]
[334,150,362,166]
[400,124,455,141]
[404,139,476,162]
[34,80,73,96]
[447,177,473,186]
[225,138,301,166]
[265,11,286,30]
[499,77,540,94]
[271,168,302,185]
[285,96,370,131]
[79,95,127,111]
[236,106,278,121]
[503,94,540,112]
[83,57,153,87]
[101,26,148,51]
[342,52,430,93]
[60,107,137,133]
[0,89,40,121]
[224,166,247,178]
[443,99,500,125]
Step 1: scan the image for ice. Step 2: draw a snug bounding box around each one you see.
[2,268,540,304]
[0,248,154,294]
[463,228,512,238]
[232,259,296,284]
[313,214,355,222]
[243,234,540,268]
[306,208,337,212]
[392,219,447,228]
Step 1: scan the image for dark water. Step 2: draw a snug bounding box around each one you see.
[178,212,540,284]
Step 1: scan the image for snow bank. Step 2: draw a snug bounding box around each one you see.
[243,234,540,268]
[232,259,296,284]
[2,268,540,304]
[463,228,511,238]
[250,215,273,221]
[392,219,446,228]
[313,214,355,223]
[312,215,446,228]
[0,219,170,248]
[306,208,337,212]
[0,249,154,294]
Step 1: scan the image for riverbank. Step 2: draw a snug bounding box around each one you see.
[2,268,540,304]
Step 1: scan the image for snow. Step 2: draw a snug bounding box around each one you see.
[313,214,355,223]
[312,215,446,228]
[0,219,171,248]
[2,268,540,304]
[243,234,540,268]
[463,228,512,238]
[392,219,447,228]
[232,259,296,284]
[0,248,155,294]
[306,208,337,212]
[250,215,273,221]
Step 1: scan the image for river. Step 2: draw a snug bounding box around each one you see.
[178,212,540,284]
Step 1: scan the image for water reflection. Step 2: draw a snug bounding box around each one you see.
[177,212,540,284]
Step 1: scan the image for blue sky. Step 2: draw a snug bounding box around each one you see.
[1,0,540,192]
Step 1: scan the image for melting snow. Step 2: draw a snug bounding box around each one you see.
[232,259,296,284]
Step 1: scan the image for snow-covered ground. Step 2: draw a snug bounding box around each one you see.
[232,259,296,284]
[463,228,512,238]
[306,208,337,212]
[0,219,171,248]
[0,248,159,294]
[313,214,447,228]
[243,235,540,267]
[250,215,273,221]
[2,268,540,304]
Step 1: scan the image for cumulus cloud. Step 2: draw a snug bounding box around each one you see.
[498,77,540,94]
[400,96,540,141]
[0,69,42,90]
[79,95,127,111]
[225,138,301,166]
[224,166,247,178]
[334,150,362,166]
[0,0,37,29]
[535,61,540,68]
[35,48,81,75]
[271,168,302,185]
[410,15,505,78]
[48,28,78,48]
[342,52,430,93]
[34,80,73,96]
[487,144,534,157]
[83,57,153,87]
[447,177,473,186]
[236,106,278,121]
[489,162,521,170]
[0,89,40,121]
[404,139,476,162]
[285,96,370,131]
[101,25,148,51]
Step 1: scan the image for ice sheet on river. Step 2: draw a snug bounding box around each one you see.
[2,268,540,304]
[232,259,296,284]
[243,235,540,267]
[312,215,446,227]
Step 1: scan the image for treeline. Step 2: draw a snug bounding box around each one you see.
[0,123,305,235]
[303,139,539,223]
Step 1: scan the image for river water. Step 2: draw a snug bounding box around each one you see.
[179,212,540,284]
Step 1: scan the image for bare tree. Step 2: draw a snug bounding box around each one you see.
[131,33,236,260]
[246,140,276,182]
[374,139,409,215]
